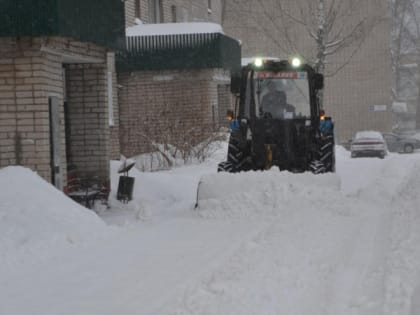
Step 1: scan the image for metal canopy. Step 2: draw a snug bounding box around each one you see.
[117,33,241,72]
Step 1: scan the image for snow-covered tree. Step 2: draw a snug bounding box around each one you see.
[228,0,382,76]
[390,0,420,129]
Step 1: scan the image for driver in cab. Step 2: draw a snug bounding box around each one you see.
[261,82,295,119]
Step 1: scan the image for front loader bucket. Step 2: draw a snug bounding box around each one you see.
[195,169,341,210]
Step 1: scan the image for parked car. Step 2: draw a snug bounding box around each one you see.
[382,133,420,153]
[350,131,387,159]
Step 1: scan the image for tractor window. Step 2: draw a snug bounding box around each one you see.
[254,71,310,119]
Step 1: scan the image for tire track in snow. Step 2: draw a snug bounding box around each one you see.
[168,195,381,315]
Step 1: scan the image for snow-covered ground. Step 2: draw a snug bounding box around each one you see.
[1,143,420,315]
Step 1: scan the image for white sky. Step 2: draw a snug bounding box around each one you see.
[1,142,420,315]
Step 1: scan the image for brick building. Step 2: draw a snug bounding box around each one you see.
[0,0,239,192]
[0,0,125,191]
[124,0,223,27]
[117,0,240,157]
[222,0,393,143]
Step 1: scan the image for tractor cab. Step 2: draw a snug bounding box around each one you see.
[233,57,323,122]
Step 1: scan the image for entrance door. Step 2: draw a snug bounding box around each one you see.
[49,96,62,190]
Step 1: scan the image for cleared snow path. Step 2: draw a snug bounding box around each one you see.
[164,151,420,315]
[169,206,387,315]
[169,186,391,314]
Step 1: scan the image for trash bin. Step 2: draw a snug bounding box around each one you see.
[117,159,136,202]
[117,176,135,202]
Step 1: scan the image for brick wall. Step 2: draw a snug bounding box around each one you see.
[169,0,222,23]
[125,0,149,27]
[217,83,232,128]
[118,68,230,157]
[125,0,223,26]
[0,36,118,186]
[0,37,65,181]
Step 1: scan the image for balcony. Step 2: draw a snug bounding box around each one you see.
[0,0,125,50]
[117,33,241,72]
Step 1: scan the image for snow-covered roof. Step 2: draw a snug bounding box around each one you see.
[126,22,224,37]
[354,130,384,139]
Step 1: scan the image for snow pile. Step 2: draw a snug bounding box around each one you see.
[0,166,111,268]
[126,22,224,37]
[101,140,227,224]
[196,169,342,218]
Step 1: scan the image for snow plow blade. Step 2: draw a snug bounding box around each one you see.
[195,169,341,210]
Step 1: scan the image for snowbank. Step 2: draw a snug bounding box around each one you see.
[196,169,342,218]
[0,166,111,268]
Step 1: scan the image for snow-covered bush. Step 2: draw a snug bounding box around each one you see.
[133,133,227,171]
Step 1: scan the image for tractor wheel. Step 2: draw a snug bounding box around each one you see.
[227,137,243,164]
[217,161,234,173]
[318,134,335,172]
[309,160,326,174]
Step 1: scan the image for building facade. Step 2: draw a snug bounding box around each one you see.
[118,0,240,157]
[0,0,125,191]
[125,0,222,27]
[222,0,393,143]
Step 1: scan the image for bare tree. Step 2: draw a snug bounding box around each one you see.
[227,0,382,77]
[391,0,420,129]
[133,101,225,170]
[390,0,410,99]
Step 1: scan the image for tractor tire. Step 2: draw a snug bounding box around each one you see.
[227,137,243,164]
[318,134,335,172]
[217,161,234,173]
[309,160,326,174]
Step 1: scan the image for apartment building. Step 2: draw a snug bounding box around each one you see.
[222,0,393,143]
[125,0,222,27]
[117,0,240,157]
[0,0,125,191]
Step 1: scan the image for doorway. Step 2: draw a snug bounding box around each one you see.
[49,96,62,190]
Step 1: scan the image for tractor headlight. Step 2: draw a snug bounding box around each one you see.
[254,58,263,67]
[291,57,302,68]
